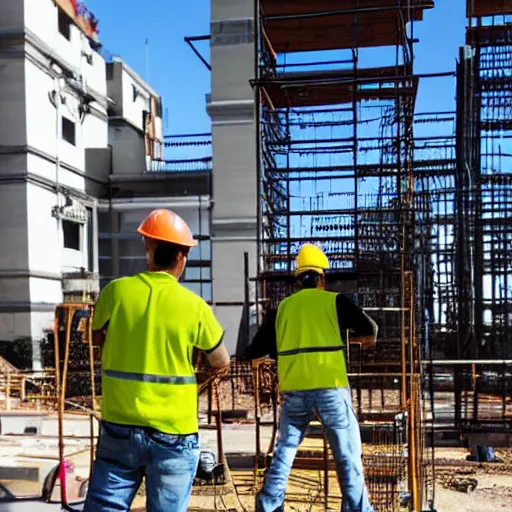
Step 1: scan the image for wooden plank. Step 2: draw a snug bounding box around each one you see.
[467,0,512,17]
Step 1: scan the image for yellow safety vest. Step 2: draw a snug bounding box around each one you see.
[275,288,348,392]
[92,272,224,434]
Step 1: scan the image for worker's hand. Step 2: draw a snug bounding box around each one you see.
[351,335,376,350]
[196,365,230,388]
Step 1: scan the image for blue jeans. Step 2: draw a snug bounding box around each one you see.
[84,421,200,512]
[256,388,374,512]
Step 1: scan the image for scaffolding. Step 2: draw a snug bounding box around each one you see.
[248,0,512,505]
[421,0,512,432]
[406,0,512,434]
[252,0,433,510]
[253,0,431,367]
[461,0,512,361]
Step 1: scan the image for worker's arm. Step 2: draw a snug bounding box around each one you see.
[91,283,114,349]
[92,325,108,348]
[205,342,230,369]
[245,308,278,360]
[196,304,230,370]
[336,294,378,350]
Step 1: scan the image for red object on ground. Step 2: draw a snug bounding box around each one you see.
[58,459,74,504]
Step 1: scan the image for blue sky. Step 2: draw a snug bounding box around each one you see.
[86,0,212,136]
[86,0,466,138]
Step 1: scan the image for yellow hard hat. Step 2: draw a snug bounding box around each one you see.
[295,243,329,276]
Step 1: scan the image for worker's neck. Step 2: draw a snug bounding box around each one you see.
[300,283,325,291]
[148,263,180,279]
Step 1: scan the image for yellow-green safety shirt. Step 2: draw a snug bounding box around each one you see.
[276,288,348,392]
[92,271,224,435]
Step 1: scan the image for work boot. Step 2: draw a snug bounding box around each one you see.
[255,491,284,512]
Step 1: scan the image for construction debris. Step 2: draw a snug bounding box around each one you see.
[443,476,478,493]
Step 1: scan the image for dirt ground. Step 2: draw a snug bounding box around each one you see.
[186,470,512,512]
[1,414,512,511]
[186,447,512,512]
[429,448,512,512]
[195,385,512,511]
[434,473,512,512]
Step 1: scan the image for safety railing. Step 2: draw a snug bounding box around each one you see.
[422,360,512,429]
[147,157,212,173]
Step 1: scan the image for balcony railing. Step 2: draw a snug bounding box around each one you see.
[148,157,212,173]
[153,133,212,173]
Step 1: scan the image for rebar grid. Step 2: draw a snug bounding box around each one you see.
[248,359,415,512]
[253,0,427,506]
[458,5,512,365]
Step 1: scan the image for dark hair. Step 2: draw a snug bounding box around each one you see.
[153,241,189,269]
[297,270,322,289]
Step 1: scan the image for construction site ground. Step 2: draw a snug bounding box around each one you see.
[0,414,511,511]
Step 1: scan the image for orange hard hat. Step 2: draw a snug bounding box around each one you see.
[137,209,198,247]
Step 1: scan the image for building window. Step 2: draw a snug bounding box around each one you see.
[82,51,93,65]
[142,110,150,130]
[63,220,81,250]
[58,9,71,40]
[62,117,76,146]
[132,85,140,102]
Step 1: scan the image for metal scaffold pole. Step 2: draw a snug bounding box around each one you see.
[251,0,437,509]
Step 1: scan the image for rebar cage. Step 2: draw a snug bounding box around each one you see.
[249,0,512,510]
[252,1,431,509]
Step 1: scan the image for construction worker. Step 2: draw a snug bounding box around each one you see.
[84,209,230,512]
[247,243,377,512]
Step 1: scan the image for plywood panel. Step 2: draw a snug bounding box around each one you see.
[467,0,512,17]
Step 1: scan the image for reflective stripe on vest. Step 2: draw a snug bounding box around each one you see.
[278,345,344,357]
[104,369,196,385]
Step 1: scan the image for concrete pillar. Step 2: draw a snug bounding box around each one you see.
[208,0,257,355]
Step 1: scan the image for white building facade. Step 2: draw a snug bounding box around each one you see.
[0,0,221,367]
[95,58,213,302]
[0,0,109,367]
